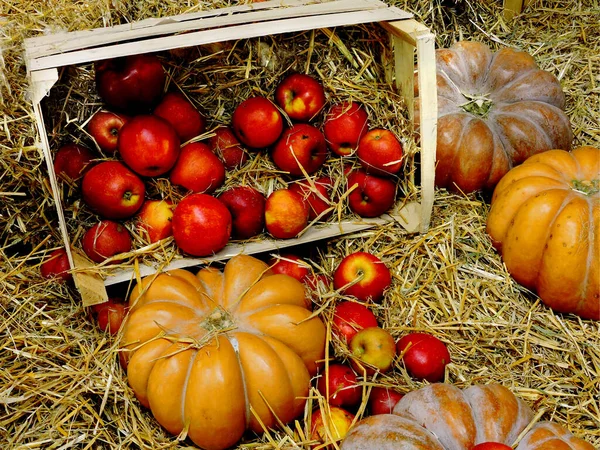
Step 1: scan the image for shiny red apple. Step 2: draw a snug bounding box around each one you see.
[357,128,403,176]
[264,189,309,239]
[40,247,72,283]
[231,96,283,149]
[332,301,379,344]
[268,253,310,282]
[81,161,145,219]
[275,73,326,122]
[170,142,226,194]
[118,114,180,177]
[53,143,95,181]
[87,110,129,154]
[82,220,132,263]
[333,251,392,302]
[207,126,249,169]
[317,363,362,409]
[271,123,328,176]
[92,297,129,336]
[396,332,451,382]
[368,387,404,415]
[136,198,174,243]
[346,169,396,218]
[95,53,166,113]
[218,186,266,239]
[154,91,206,143]
[323,101,369,156]
[171,193,232,256]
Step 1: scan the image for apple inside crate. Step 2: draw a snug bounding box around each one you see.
[24,0,437,306]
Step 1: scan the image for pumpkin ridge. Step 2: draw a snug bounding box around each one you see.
[226,332,251,429]
[180,347,199,435]
[227,268,274,314]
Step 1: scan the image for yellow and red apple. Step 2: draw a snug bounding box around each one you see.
[310,405,355,447]
[275,73,326,122]
[349,326,396,375]
[264,188,309,239]
[332,300,379,344]
[136,198,174,243]
[333,251,392,302]
[87,110,129,154]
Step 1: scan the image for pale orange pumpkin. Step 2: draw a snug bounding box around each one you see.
[341,383,594,450]
[119,254,327,450]
[416,41,572,193]
[486,146,599,320]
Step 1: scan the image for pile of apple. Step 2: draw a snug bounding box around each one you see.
[267,250,452,447]
[51,51,406,264]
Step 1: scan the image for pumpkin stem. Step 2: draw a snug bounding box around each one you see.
[201,307,235,333]
[572,179,599,195]
[459,93,494,118]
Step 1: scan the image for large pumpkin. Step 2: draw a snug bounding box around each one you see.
[341,383,594,450]
[486,146,599,320]
[417,40,572,193]
[119,254,327,450]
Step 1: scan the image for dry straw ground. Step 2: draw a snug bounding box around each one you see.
[1,0,599,449]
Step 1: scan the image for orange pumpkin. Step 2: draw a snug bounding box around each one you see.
[119,254,327,450]
[416,41,572,193]
[487,146,599,320]
[341,383,594,450]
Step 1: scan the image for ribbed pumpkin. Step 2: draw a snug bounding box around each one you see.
[341,383,594,450]
[416,40,572,193]
[487,146,599,320]
[119,254,327,450]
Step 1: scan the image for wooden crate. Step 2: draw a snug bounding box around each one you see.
[24,0,437,305]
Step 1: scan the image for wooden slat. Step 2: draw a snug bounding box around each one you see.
[103,201,422,286]
[25,0,410,61]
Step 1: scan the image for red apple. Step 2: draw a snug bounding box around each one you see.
[349,326,396,375]
[396,332,451,382]
[171,193,232,256]
[81,161,145,219]
[154,91,206,143]
[323,102,369,156]
[92,297,129,336]
[333,251,392,302]
[332,301,379,344]
[87,110,129,154]
[95,53,166,113]
[231,96,283,149]
[471,443,513,450]
[136,198,174,243]
[118,114,180,177]
[310,406,355,446]
[317,364,362,409]
[53,143,95,181]
[268,253,310,282]
[289,176,333,221]
[218,186,266,239]
[264,189,309,239]
[357,128,403,176]
[170,142,226,194]
[346,169,397,218]
[271,123,328,176]
[207,126,249,169]
[40,247,72,283]
[275,73,326,122]
[82,220,132,263]
[368,387,403,415]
